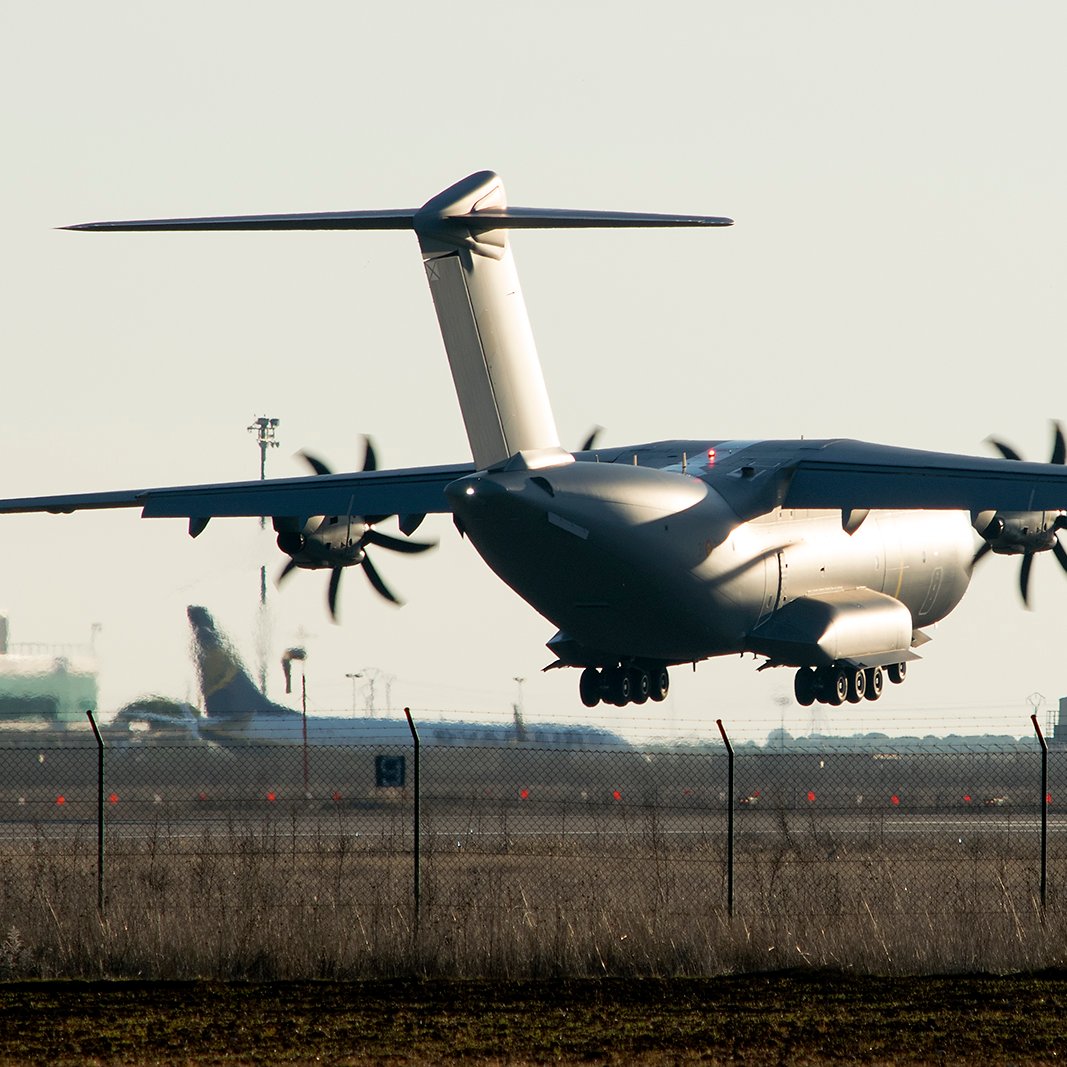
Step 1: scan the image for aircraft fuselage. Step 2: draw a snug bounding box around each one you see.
[447,454,973,672]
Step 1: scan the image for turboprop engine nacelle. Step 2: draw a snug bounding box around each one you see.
[274,515,368,570]
[972,509,1066,556]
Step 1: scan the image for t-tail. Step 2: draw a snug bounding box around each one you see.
[187,605,297,722]
[68,172,731,471]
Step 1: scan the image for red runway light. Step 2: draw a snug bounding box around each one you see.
[108,793,119,805]
[806,791,816,803]
[266,791,277,802]
[612,790,622,801]
[519,789,529,800]
[963,794,972,804]
[55,795,65,806]
[891,795,900,807]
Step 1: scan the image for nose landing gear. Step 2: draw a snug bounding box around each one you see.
[579,663,670,708]
[793,662,904,706]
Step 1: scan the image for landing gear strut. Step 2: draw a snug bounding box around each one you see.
[578,663,670,708]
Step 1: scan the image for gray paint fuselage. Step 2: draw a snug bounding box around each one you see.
[446,450,973,667]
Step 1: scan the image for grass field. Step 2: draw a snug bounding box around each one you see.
[1,817,1064,980]
[3,973,1067,1064]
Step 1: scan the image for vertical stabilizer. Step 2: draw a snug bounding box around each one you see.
[187,606,295,719]
[414,172,564,471]
[66,173,731,472]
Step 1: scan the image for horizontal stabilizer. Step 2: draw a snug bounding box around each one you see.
[66,203,731,235]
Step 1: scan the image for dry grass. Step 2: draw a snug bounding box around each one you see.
[0,810,1064,981]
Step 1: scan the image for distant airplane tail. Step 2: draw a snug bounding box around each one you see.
[187,605,296,721]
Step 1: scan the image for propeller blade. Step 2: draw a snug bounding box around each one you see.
[362,437,378,473]
[1020,551,1034,608]
[971,540,994,568]
[300,451,333,477]
[1053,536,1067,574]
[278,557,299,584]
[580,426,603,452]
[327,567,343,621]
[987,437,1023,462]
[1052,422,1066,466]
[364,529,436,554]
[361,553,402,605]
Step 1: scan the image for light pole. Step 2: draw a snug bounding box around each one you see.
[248,416,279,694]
[345,672,362,716]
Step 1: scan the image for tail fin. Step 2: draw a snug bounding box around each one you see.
[69,173,731,471]
[186,606,295,720]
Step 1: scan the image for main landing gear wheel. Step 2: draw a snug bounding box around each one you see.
[864,666,884,701]
[794,667,816,707]
[846,668,866,704]
[887,662,907,685]
[607,667,632,706]
[817,666,848,706]
[649,667,670,702]
[628,668,651,705]
[579,667,601,708]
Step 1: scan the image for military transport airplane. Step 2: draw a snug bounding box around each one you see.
[3,171,1067,710]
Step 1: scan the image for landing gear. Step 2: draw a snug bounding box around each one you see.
[846,668,866,704]
[579,667,601,708]
[606,667,632,706]
[577,663,669,708]
[864,666,883,701]
[887,661,907,685]
[795,661,900,705]
[649,667,670,703]
[628,668,650,705]
[794,667,816,707]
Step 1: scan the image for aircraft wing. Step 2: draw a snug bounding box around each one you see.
[0,463,475,521]
[781,440,1067,512]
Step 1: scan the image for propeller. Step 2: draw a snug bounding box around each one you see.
[973,421,1067,607]
[276,437,436,620]
[579,426,603,452]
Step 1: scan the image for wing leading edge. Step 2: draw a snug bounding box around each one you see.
[780,439,1067,512]
[0,463,474,521]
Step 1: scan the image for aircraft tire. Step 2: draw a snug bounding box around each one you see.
[607,667,632,706]
[864,666,884,701]
[579,667,602,708]
[827,667,848,706]
[887,662,907,685]
[629,668,650,705]
[794,668,816,706]
[649,667,670,702]
[846,668,866,704]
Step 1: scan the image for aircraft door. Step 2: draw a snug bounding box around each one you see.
[754,549,783,627]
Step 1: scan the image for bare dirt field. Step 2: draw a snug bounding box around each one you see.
[2,973,1066,1065]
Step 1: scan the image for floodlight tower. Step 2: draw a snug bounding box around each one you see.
[248,416,280,693]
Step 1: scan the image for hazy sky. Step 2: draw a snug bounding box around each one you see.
[2,2,1066,742]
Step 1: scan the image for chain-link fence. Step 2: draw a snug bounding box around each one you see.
[0,713,1064,978]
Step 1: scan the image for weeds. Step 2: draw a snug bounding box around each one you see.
[0,813,1064,980]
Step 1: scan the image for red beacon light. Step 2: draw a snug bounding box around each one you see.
[707,448,716,465]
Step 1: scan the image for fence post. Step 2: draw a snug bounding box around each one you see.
[716,719,734,918]
[1031,713,1048,910]
[86,709,105,914]
[403,707,421,933]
